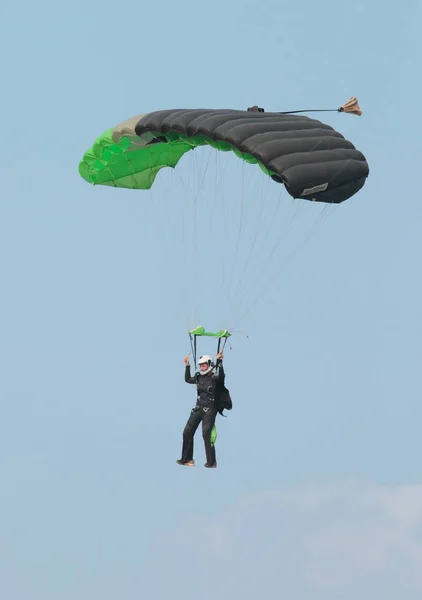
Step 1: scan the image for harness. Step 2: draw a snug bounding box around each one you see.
[194,371,217,412]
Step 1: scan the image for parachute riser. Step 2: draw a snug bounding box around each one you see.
[188,333,228,370]
[189,333,197,368]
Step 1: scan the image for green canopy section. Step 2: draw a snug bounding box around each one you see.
[78,127,193,189]
[78,116,274,190]
[189,326,231,338]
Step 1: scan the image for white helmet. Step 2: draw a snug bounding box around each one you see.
[198,354,212,366]
[198,354,213,375]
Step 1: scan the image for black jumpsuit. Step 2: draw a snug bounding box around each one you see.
[180,360,224,466]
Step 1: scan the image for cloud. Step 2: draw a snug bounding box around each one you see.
[146,481,422,600]
[285,482,422,590]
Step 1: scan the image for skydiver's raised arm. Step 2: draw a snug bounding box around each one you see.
[185,365,197,384]
[214,354,225,383]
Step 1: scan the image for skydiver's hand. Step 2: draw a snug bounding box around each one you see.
[183,354,190,366]
[216,352,223,361]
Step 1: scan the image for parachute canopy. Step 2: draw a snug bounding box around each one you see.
[79,107,369,204]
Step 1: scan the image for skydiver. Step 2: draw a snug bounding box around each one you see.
[177,352,224,468]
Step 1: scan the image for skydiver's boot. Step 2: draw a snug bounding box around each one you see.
[176,459,195,466]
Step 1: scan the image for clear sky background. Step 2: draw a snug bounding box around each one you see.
[1,0,422,598]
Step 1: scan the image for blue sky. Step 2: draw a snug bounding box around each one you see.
[1,0,422,598]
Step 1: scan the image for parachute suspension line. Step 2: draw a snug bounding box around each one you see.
[221,152,246,331]
[145,147,198,330]
[261,185,284,246]
[228,198,322,330]
[271,202,336,280]
[168,162,188,329]
[217,151,229,236]
[188,149,204,327]
[182,146,215,330]
[191,151,202,328]
[198,146,214,233]
[223,158,247,316]
[233,204,331,329]
[193,150,199,328]
[233,202,338,329]
[145,149,172,282]
[225,183,284,326]
[224,170,269,326]
[193,147,214,326]
[226,188,305,329]
[215,151,226,330]
[171,167,191,332]
[173,152,197,330]
[216,150,231,329]
[222,157,257,329]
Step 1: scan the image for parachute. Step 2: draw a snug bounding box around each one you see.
[79,103,369,204]
[78,99,369,340]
